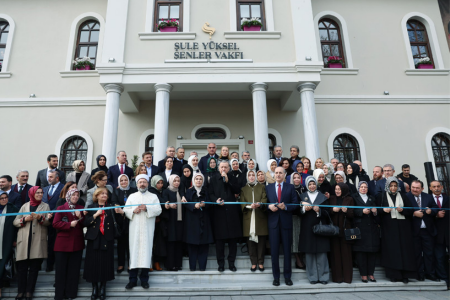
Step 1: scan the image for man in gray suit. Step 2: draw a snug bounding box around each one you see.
[35,154,66,188]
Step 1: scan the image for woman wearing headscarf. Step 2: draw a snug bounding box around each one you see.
[287,160,309,186]
[86,171,113,208]
[323,163,336,186]
[279,158,293,177]
[148,175,168,271]
[163,175,185,271]
[13,186,51,300]
[229,158,246,189]
[329,182,355,284]
[180,164,193,197]
[265,159,277,184]
[56,181,86,208]
[352,181,380,283]
[378,177,417,283]
[290,172,306,269]
[299,176,330,284]
[332,171,357,195]
[112,174,137,274]
[301,157,314,175]
[346,163,370,188]
[188,155,201,174]
[53,189,85,300]
[205,157,218,185]
[88,155,108,189]
[0,191,19,299]
[246,158,257,173]
[183,173,214,271]
[256,170,266,185]
[83,187,115,300]
[313,169,331,198]
[239,170,268,272]
[66,160,90,201]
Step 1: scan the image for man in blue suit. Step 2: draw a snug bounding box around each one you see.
[265,167,299,287]
[107,151,134,189]
[142,151,159,179]
[42,170,64,272]
[0,175,22,209]
[407,180,439,282]
[198,143,219,174]
[12,170,33,207]
[375,164,405,196]
[367,166,383,196]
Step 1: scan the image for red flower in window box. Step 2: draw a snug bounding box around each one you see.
[326,56,344,68]
[158,19,179,32]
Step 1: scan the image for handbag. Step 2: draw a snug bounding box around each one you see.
[312,210,340,236]
[110,209,122,238]
[344,216,361,240]
[4,252,15,280]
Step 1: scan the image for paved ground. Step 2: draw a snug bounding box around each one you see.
[5,290,448,300]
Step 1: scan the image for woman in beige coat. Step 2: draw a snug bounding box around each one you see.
[240,170,268,272]
[13,186,51,300]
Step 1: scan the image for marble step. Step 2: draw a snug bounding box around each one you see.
[2,276,446,298]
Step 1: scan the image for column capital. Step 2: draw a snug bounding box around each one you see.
[297,82,317,93]
[250,82,268,93]
[154,83,173,93]
[103,83,124,94]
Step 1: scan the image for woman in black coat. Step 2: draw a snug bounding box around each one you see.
[148,175,168,271]
[347,163,370,188]
[179,164,193,198]
[229,159,246,190]
[299,176,330,284]
[88,155,109,189]
[352,181,380,283]
[111,174,137,274]
[0,192,18,298]
[83,187,115,300]
[183,173,214,271]
[163,174,184,271]
[313,169,331,198]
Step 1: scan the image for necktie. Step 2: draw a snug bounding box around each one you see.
[18,186,23,193]
[49,185,54,197]
[120,164,124,174]
[416,196,421,209]
[277,184,281,203]
[436,196,441,208]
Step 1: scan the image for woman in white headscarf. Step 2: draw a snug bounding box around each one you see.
[66,160,90,201]
[239,170,268,272]
[333,170,357,195]
[188,155,201,174]
[313,169,331,198]
[378,177,417,284]
[183,173,214,271]
[265,159,277,184]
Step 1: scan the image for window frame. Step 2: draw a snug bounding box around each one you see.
[268,133,276,158]
[332,133,361,165]
[59,135,89,174]
[318,18,345,68]
[236,0,266,31]
[407,19,434,68]
[145,134,155,154]
[0,21,9,72]
[154,0,184,32]
[195,128,227,140]
[431,132,450,195]
[73,20,100,70]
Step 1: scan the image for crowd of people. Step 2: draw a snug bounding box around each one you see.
[0,143,448,300]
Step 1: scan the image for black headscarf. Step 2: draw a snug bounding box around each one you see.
[336,182,349,205]
[347,163,360,183]
[180,164,193,190]
[95,155,108,172]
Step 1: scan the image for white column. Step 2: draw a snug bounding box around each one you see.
[102,0,129,63]
[290,0,320,62]
[250,83,270,172]
[297,83,320,164]
[102,84,124,166]
[153,83,173,162]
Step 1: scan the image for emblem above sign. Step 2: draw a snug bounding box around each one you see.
[202,22,215,39]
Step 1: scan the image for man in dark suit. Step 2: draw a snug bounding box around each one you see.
[430,180,449,287]
[142,151,159,179]
[156,146,183,174]
[107,150,134,189]
[271,145,283,166]
[199,143,219,174]
[265,167,299,287]
[288,145,301,165]
[42,170,64,272]
[407,180,439,281]
[12,170,33,207]
[368,166,383,196]
[35,154,66,188]
[175,147,188,168]
[375,164,405,196]
[0,175,22,209]
[208,161,242,272]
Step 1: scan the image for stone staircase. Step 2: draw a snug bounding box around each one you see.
[2,244,447,298]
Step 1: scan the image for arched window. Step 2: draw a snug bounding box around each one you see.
[333,133,360,165]
[407,20,434,68]
[145,134,155,153]
[0,21,9,72]
[432,132,450,194]
[74,20,100,69]
[59,136,88,174]
[195,128,226,139]
[268,134,276,158]
[319,18,345,67]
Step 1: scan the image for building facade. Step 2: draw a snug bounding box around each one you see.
[1,0,449,192]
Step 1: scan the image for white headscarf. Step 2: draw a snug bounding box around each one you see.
[247,158,257,171]
[229,158,240,171]
[192,173,205,197]
[334,171,347,183]
[118,174,130,191]
[246,170,257,185]
[313,169,325,186]
[267,159,276,177]
[188,155,199,172]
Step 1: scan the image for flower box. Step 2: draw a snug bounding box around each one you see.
[417,64,434,69]
[243,25,261,32]
[160,26,178,33]
[75,65,92,71]
[328,63,343,68]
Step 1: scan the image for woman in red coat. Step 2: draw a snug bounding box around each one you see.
[53,189,85,300]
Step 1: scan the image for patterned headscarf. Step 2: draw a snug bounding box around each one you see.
[385,176,401,195]
[65,188,79,213]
